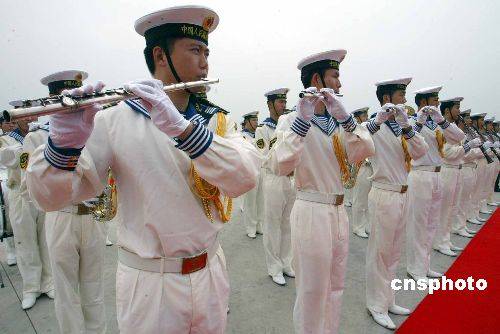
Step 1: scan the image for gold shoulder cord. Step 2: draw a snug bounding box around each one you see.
[401,137,412,172]
[332,133,352,185]
[435,129,445,158]
[189,112,233,223]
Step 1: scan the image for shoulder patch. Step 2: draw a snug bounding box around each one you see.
[256,138,265,149]
[20,152,29,170]
[269,137,277,149]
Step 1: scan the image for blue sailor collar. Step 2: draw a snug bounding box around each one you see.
[384,120,402,137]
[125,98,212,125]
[311,113,337,136]
[242,129,255,138]
[424,118,438,131]
[261,117,277,130]
[7,128,24,144]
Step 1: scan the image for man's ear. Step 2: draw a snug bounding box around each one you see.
[153,46,167,70]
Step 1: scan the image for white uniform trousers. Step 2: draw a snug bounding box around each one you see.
[8,189,52,296]
[454,165,476,233]
[433,167,461,251]
[45,211,107,334]
[366,187,409,313]
[1,182,15,259]
[244,170,261,236]
[262,172,294,276]
[291,198,349,334]
[116,246,230,334]
[351,165,372,235]
[470,160,488,219]
[407,170,443,277]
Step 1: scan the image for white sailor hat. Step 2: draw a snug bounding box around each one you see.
[440,97,464,104]
[470,112,487,119]
[375,77,412,91]
[351,107,369,116]
[494,120,500,124]
[265,88,289,101]
[297,49,347,73]
[485,116,495,123]
[40,70,88,94]
[460,108,471,116]
[242,111,259,119]
[414,86,442,97]
[135,5,219,46]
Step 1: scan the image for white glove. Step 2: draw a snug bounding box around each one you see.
[468,138,482,149]
[482,142,492,150]
[428,106,445,123]
[296,87,323,123]
[494,141,500,148]
[394,104,410,128]
[123,79,190,138]
[49,82,105,148]
[374,103,395,126]
[319,88,349,122]
[416,108,428,125]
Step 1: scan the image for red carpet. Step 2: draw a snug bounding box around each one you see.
[397,209,500,334]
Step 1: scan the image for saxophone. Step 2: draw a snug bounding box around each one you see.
[91,168,118,222]
[344,161,363,189]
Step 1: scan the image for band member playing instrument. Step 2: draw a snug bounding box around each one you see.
[256,88,295,286]
[267,49,375,333]
[0,101,53,310]
[26,6,260,333]
[350,107,373,239]
[453,109,483,237]
[428,97,469,258]
[406,87,465,269]
[0,120,17,267]
[29,70,108,333]
[468,113,493,225]
[364,78,428,330]
[241,111,262,239]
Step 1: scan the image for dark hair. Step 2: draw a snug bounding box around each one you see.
[415,95,427,107]
[440,101,454,115]
[143,38,177,75]
[375,86,398,105]
[300,68,327,89]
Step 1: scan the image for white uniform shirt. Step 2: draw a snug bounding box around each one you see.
[364,119,428,185]
[27,101,260,259]
[410,119,465,167]
[267,112,375,194]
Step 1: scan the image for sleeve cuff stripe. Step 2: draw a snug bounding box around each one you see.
[403,128,416,139]
[175,123,213,158]
[44,139,82,171]
[190,131,213,159]
[463,143,471,153]
[440,120,451,129]
[176,124,204,151]
[367,120,380,134]
[340,116,357,132]
[291,118,311,137]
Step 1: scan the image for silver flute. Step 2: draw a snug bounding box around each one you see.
[3,78,219,122]
[298,91,343,98]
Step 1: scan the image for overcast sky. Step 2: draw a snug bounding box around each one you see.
[1,0,499,123]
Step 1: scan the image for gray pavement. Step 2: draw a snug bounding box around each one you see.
[0,198,495,333]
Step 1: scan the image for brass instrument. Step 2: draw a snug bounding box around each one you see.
[344,160,366,189]
[90,169,118,222]
[3,78,219,122]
